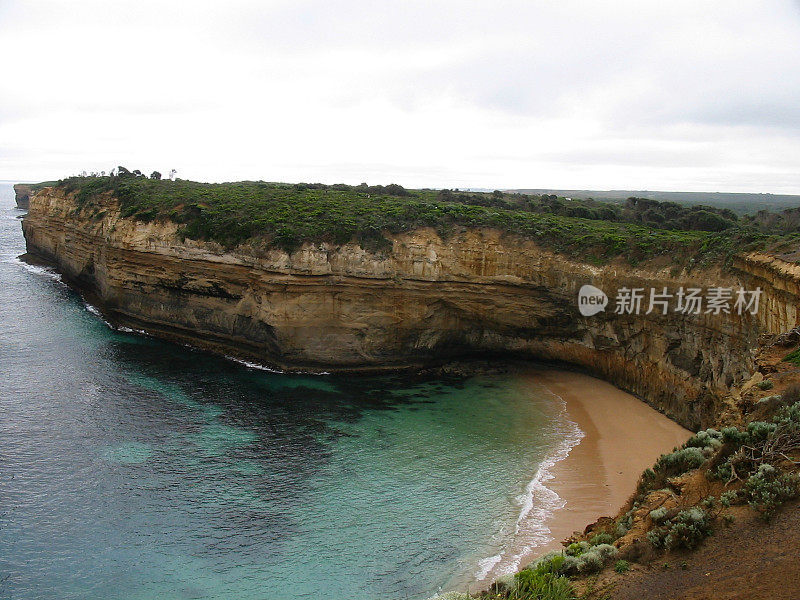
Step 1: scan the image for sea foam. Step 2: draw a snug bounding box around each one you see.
[474,387,584,580]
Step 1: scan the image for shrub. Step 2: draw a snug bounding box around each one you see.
[712,462,733,481]
[715,404,800,486]
[744,464,800,521]
[565,541,589,557]
[590,544,619,561]
[615,505,637,537]
[720,490,739,507]
[757,380,774,391]
[667,508,712,549]
[528,544,618,577]
[721,426,747,445]
[684,429,723,449]
[775,401,800,429]
[576,552,603,574]
[649,507,669,523]
[509,569,575,600]
[648,508,712,550]
[528,552,566,575]
[570,545,617,575]
[646,529,663,547]
[614,560,631,573]
[655,446,707,475]
[637,468,657,495]
[589,533,614,546]
[745,420,777,441]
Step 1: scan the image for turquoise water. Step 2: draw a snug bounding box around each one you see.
[0,184,575,600]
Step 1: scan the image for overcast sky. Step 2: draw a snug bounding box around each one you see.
[1,1,799,192]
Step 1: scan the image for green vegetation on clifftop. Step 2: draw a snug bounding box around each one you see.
[51,173,795,264]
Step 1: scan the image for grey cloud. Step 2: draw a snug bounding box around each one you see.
[1,0,800,190]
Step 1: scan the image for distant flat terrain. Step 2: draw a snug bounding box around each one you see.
[507,189,800,214]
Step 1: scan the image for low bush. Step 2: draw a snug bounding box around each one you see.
[712,462,733,481]
[649,507,669,523]
[720,490,739,507]
[743,464,800,521]
[775,401,800,428]
[721,426,748,445]
[746,420,778,442]
[715,402,800,484]
[528,544,618,578]
[588,533,614,546]
[757,380,774,391]
[654,446,707,475]
[615,504,638,537]
[566,544,618,575]
[508,569,575,600]
[684,429,723,450]
[648,508,712,550]
[614,560,631,573]
[639,429,727,495]
[528,553,566,576]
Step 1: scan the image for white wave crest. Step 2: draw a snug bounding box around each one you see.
[474,387,584,580]
[12,258,65,283]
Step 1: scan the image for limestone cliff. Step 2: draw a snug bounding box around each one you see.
[21,186,799,429]
[14,184,32,209]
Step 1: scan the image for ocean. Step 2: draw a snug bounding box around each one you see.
[0,184,581,600]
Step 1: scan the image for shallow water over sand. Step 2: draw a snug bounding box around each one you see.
[0,184,581,599]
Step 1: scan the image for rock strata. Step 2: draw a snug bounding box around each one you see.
[22,186,800,429]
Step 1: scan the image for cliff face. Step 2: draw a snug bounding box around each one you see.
[13,184,32,209]
[22,187,799,429]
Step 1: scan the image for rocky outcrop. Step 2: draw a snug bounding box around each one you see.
[21,187,800,429]
[733,253,800,334]
[13,184,32,209]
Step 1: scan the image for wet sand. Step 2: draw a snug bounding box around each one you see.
[476,368,691,585]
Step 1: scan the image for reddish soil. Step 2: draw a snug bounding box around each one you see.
[581,500,800,600]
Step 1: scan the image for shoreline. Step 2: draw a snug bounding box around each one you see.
[473,368,691,587]
[10,244,695,593]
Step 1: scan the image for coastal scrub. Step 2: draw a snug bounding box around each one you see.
[53,174,782,264]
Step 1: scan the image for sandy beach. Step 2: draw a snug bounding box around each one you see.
[476,368,692,586]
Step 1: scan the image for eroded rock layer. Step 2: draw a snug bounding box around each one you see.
[22,187,799,429]
[13,184,32,209]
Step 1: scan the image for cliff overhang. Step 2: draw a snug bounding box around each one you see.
[21,185,800,430]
